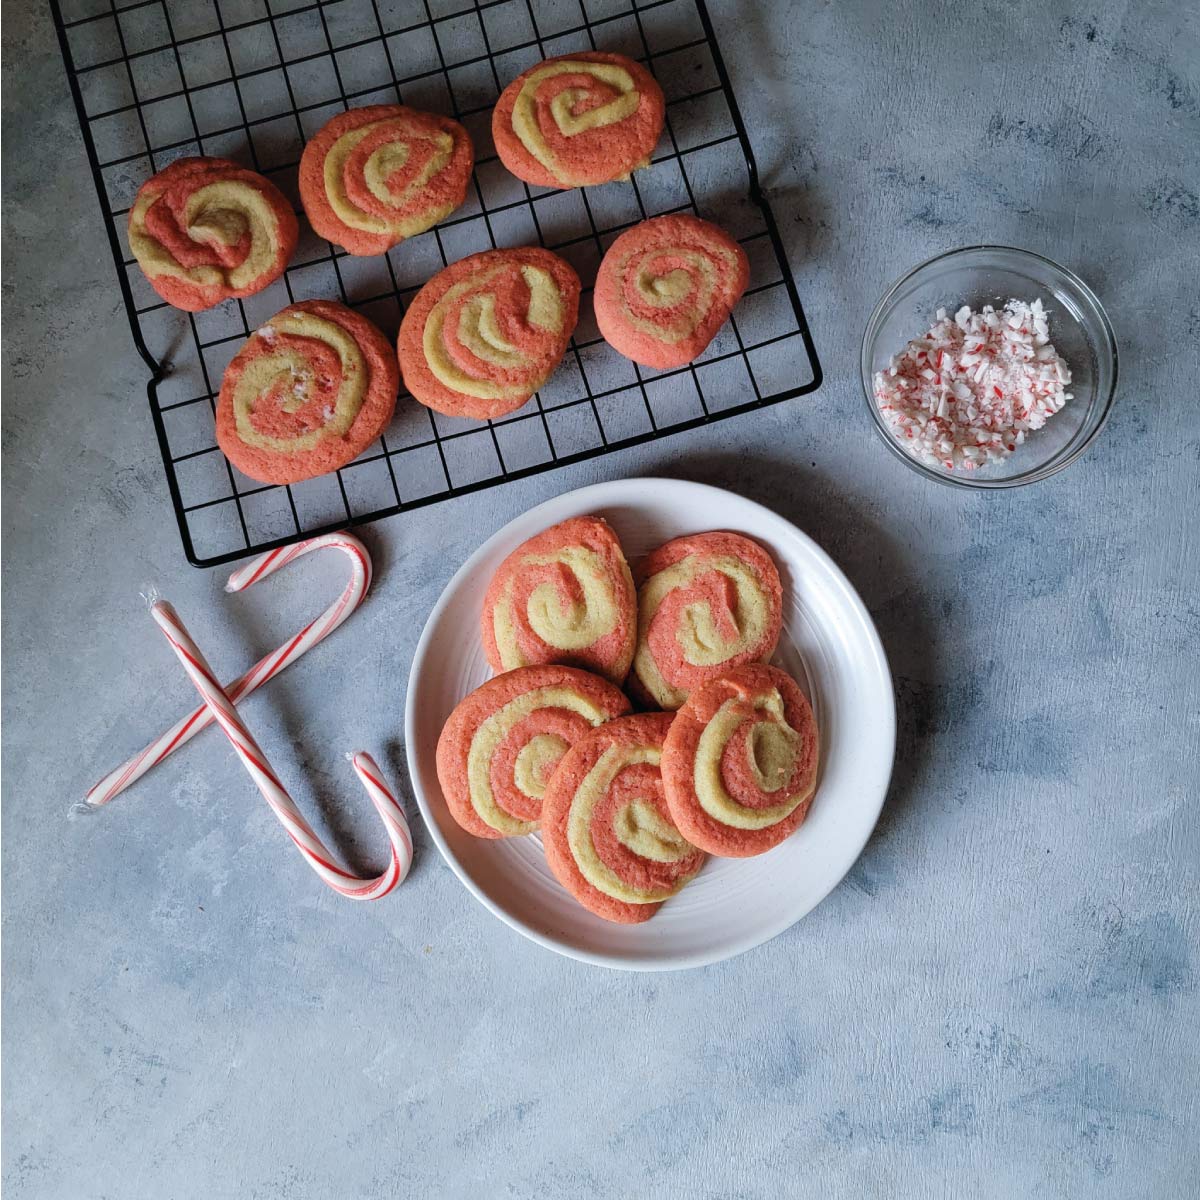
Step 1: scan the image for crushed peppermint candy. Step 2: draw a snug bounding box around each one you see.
[873,298,1073,471]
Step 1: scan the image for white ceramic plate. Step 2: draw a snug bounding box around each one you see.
[405,478,894,971]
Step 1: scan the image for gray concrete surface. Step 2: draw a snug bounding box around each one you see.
[3,1,1198,1196]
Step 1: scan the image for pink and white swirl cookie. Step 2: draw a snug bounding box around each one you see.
[397,247,581,420]
[630,531,783,709]
[492,51,665,189]
[215,300,398,484]
[594,215,749,368]
[435,665,630,840]
[662,664,818,857]
[128,156,298,312]
[481,516,636,685]
[541,713,706,924]
[299,104,473,256]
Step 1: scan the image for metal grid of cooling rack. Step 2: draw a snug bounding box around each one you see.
[53,0,822,568]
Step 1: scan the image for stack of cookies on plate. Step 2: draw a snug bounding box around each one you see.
[436,515,819,924]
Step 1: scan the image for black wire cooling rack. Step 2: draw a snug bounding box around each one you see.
[53,0,823,568]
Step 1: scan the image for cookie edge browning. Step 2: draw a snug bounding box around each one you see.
[479,515,637,684]
[661,662,818,857]
[214,299,399,485]
[434,664,631,841]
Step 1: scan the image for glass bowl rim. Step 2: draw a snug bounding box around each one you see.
[860,243,1119,490]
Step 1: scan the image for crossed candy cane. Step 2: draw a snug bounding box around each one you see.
[85,532,412,900]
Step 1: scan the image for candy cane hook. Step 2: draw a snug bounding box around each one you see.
[86,532,371,807]
[151,600,412,900]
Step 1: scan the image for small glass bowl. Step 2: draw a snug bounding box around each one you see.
[860,245,1118,488]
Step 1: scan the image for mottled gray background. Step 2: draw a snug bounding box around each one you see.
[3,0,1198,1196]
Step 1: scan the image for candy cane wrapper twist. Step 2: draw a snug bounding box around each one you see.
[151,600,411,900]
[86,532,371,807]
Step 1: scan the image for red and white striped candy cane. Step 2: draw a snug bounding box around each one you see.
[151,600,412,900]
[86,532,371,807]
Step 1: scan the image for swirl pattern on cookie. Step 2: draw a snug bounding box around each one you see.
[594,215,750,368]
[482,516,636,685]
[492,52,665,188]
[436,665,630,839]
[215,300,398,484]
[128,157,298,313]
[299,105,473,256]
[662,664,818,857]
[631,531,783,709]
[541,713,705,923]
[398,247,581,420]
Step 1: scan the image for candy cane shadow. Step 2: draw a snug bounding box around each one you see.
[646,450,941,866]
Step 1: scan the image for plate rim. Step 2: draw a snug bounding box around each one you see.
[403,477,896,971]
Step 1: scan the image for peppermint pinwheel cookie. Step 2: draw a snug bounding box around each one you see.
[662,664,819,857]
[482,516,636,685]
[397,247,581,420]
[631,532,782,709]
[436,665,630,840]
[215,300,398,484]
[299,105,473,256]
[127,157,298,312]
[594,215,750,368]
[492,51,665,189]
[541,713,706,924]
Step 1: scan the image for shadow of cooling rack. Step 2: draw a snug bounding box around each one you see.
[52,0,822,567]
